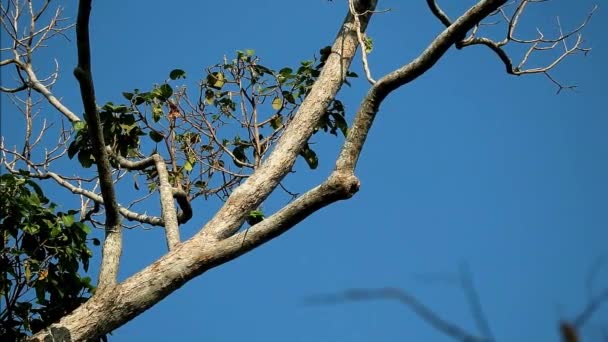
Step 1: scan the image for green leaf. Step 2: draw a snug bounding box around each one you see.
[271,97,282,110]
[169,69,187,80]
[152,104,163,122]
[270,115,283,129]
[133,95,146,105]
[246,210,265,226]
[122,92,134,100]
[207,72,225,89]
[283,91,296,104]
[77,151,94,168]
[364,36,373,53]
[232,146,248,167]
[332,113,348,137]
[205,89,214,104]
[61,214,74,227]
[149,130,164,143]
[299,144,318,169]
[158,84,173,101]
[279,67,293,76]
[183,160,193,172]
[73,121,86,132]
[346,71,358,78]
[67,140,80,159]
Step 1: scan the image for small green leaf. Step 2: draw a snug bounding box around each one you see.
[152,104,163,122]
[78,151,94,168]
[61,214,74,227]
[282,91,296,104]
[73,121,86,132]
[205,89,214,104]
[169,69,186,80]
[278,67,293,76]
[207,72,225,89]
[232,146,248,167]
[271,97,282,110]
[67,141,80,159]
[122,92,134,100]
[149,130,164,143]
[194,180,206,189]
[158,84,173,101]
[270,115,283,129]
[299,144,318,169]
[364,36,373,53]
[246,210,265,225]
[184,160,193,172]
[25,263,31,283]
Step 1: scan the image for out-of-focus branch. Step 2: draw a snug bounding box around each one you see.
[460,263,495,341]
[73,0,121,291]
[305,287,491,342]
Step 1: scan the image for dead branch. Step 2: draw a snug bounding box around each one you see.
[426,0,596,92]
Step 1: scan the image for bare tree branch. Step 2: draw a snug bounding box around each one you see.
[426,0,596,92]
[305,287,491,342]
[460,263,495,341]
[0,0,81,122]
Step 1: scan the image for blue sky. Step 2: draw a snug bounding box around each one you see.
[1,0,607,341]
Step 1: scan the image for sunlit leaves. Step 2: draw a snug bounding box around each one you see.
[206,72,225,89]
[152,103,164,122]
[364,35,373,53]
[0,174,95,338]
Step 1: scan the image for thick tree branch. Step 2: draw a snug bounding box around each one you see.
[29,2,379,339]
[73,0,121,291]
[198,0,378,241]
[337,0,507,172]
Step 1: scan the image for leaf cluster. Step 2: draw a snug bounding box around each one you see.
[0,174,95,339]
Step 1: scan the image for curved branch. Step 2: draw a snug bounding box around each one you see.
[337,0,508,172]
[109,150,193,226]
[74,0,122,290]
[306,287,489,342]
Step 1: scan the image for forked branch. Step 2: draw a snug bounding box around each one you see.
[426,0,597,92]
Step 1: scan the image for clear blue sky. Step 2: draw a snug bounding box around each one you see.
[1,1,607,341]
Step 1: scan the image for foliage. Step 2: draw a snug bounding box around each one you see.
[67,48,356,200]
[0,174,95,339]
